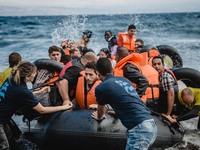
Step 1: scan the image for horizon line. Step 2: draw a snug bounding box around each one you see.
[0,11,199,17]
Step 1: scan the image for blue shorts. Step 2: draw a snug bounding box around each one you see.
[126,119,157,150]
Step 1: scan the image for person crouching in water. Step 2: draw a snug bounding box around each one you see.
[92,58,157,150]
[0,61,72,150]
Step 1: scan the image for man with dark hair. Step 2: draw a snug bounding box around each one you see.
[135,39,144,52]
[48,45,62,62]
[92,57,157,149]
[117,24,137,52]
[75,62,101,108]
[0,52,22,86]
[152,56,179,121]
[58,52,97,107]
[60,54,71,65]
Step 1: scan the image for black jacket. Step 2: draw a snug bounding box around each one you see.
[123,63,148,97]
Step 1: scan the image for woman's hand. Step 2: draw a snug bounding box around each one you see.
[32,86,50,96]
[40,86,51,94]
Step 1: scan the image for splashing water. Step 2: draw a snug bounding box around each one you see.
[51,15,88,46]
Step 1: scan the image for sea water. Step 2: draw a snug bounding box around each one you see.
[0,13,200,71]
[1,12,200,149]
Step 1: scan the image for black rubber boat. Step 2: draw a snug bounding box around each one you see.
[12,108,184,150]
[13,56,200,150]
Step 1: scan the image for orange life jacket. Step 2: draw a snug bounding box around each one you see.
[114,53,160,102]
[75,71,101,107]
[141,66,160,101]
[139,48,160,66]
[117,32,136,52]
[148,49,160,66]
[139,52,160,101]
[64,48,70,55]
[46,71,59,86]
[114,53,143,77]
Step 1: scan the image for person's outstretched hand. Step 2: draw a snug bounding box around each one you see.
[91,111,106,121]
[161,113,177,124]
[62,103,73,110]
[40,86,51,94]
[89,104,98,109]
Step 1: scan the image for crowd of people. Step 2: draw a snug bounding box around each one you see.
[1,24,200,150]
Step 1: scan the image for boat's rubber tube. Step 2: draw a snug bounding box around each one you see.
[33,58,64,73]
[172,67,200,87]
[17,109,184,150]
[156,45,183,68]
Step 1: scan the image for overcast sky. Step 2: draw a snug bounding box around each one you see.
[0,0,200,16]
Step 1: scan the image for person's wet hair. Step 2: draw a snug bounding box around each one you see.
[99,48,111,58]
[116,46,129,58]
[85,62,97,74]
[60,54,71,65]
[135,39,144,45]
[96,58,112,76]
[11,61,37,85]
[78,47,94,56]
[9,52,22,68]
[104,30,112,37]
[152,55,164,65]
[48,46,61,54]
[83,30,92,38]
[128,24,136,30]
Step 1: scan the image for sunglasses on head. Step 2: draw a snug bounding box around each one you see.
[62,45,68,49]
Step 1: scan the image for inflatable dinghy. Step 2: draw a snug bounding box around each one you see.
[13,108,184,150]
[13,59,200,150]
[11,58,186,150]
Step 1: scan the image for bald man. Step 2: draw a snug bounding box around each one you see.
[58,52,97,106]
